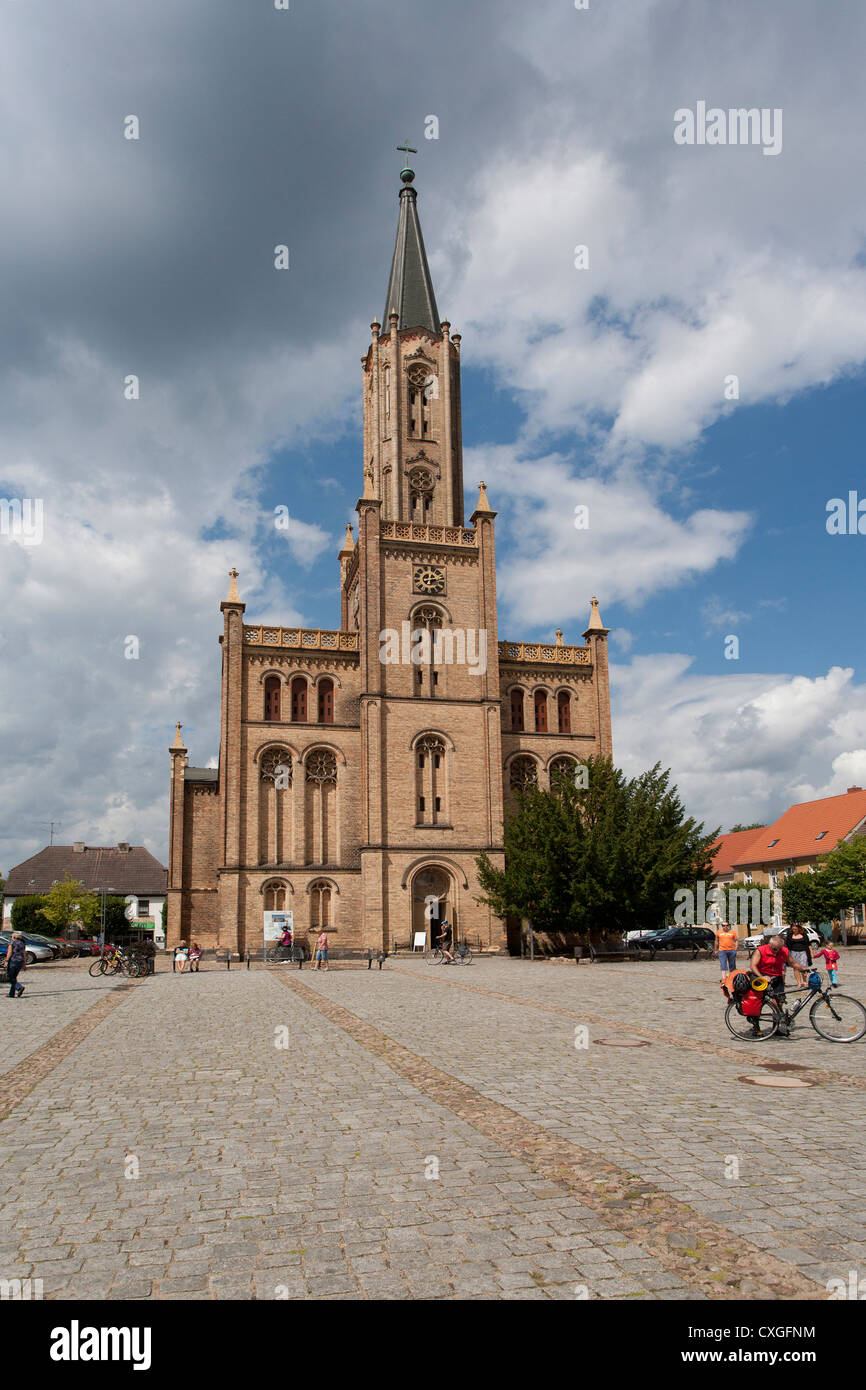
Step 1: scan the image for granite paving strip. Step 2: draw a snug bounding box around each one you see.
[276,973,824,1301]
[389,966,866,1092]
[0,977,142,1120]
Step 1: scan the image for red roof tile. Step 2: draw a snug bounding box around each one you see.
[709,828,768,876]
[732,788,866,866]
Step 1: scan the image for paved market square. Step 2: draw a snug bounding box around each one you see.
[1,952,865,1301]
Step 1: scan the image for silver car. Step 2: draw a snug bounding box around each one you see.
[0,932,54,965]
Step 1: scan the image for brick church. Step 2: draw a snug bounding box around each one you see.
[167,162,612,957]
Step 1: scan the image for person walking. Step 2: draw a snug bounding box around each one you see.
[315,930,329,971]
[714,918,739,974]
[784,922,813,989]
[5,931,27,999]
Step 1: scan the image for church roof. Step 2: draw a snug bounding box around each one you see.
[382,169,440,334]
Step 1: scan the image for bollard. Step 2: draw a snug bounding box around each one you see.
[377,951,385,971]
[367,950,373,970]
[246,949,251,970]
[226,954,230,971]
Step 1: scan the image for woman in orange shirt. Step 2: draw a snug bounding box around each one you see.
[714,919,739,974]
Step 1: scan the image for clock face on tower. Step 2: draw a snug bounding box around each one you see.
[413,565,446,596]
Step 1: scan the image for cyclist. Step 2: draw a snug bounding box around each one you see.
[749,933,796,1006]
[436,918,455,964]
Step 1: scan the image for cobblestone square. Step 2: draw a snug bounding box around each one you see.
[1,953,863,1300]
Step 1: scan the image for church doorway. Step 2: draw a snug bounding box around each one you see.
[411,866,453,948]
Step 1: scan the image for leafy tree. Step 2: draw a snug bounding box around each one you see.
[819,837,866,911]
[40,874,99,935]
[10,895,54,935]
[728,822,766,834]
[476,757,719,937]
[781,869,842,925]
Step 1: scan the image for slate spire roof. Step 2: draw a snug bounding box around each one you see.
[382,168,440,334]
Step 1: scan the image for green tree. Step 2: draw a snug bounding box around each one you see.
[40,874,99,935]
[728,822,766,833]
[781,869,842,925]
[476,757,719,937]
[819,837,866,911]
[10,895,54,935]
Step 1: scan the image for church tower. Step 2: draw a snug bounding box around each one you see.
[166,159,612,959]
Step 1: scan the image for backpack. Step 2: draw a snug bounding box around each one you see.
[720,969,751,1001]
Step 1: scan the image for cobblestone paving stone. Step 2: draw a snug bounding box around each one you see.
[0,955,862,1301]
[309,956,866,1293]
[0,960,128,1077]
[0,964,694,1302]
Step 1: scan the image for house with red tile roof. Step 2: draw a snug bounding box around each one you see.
[731,786,866,937]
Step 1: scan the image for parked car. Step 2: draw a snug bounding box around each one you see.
[633,926,715,957]
[0,931,55,965]
[743,925,822,951]
[16,932,63,959]
[47,936,79,958]
[74,939,100,956]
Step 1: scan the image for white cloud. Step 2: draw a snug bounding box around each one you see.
[613,658,866,830]
[468,444,750,629]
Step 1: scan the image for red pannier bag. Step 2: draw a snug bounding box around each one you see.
[739,989,764,1017]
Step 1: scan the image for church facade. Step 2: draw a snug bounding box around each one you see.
[167,165,612,957]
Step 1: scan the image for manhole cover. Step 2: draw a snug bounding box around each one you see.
[594,1038,650,1048]
[738,1074,814,1089]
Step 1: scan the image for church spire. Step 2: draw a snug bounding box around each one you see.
[382,162,440,333]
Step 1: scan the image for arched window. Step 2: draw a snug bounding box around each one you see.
[304,750,338,865]
[415,735,447,825]
[264,676,281,722]
[558,690,571,734]
[409,465,434,521]
[510,688,525,732]
[534,690,548,733]
[258,749,293,866]
[264,882,286,910]
[310,881,332,929]
[411,606,443,698]
[407,365,432,439]
[291,676,308,722]
[509,755,538,792]
[318,679,334,724]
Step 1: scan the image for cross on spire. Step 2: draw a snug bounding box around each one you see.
[397,139,417,167]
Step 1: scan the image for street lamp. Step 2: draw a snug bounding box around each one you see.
[98,888,118,953]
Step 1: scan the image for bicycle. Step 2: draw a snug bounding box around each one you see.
[425,941,472,965]
[266,944,298,963]
[725,976,866,1043]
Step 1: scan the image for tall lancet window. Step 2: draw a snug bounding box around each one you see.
[409,466,433,522]
[258,748,293,866]
[411,606,443,698]
[304,749,338,865]
[407,365,431,438]
[415,735,447,825]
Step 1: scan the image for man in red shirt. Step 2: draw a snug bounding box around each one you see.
[749,934,793,1001]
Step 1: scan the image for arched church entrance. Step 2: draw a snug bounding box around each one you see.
[411,866,453,947]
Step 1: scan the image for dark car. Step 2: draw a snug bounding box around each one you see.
[633,926,715,958]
